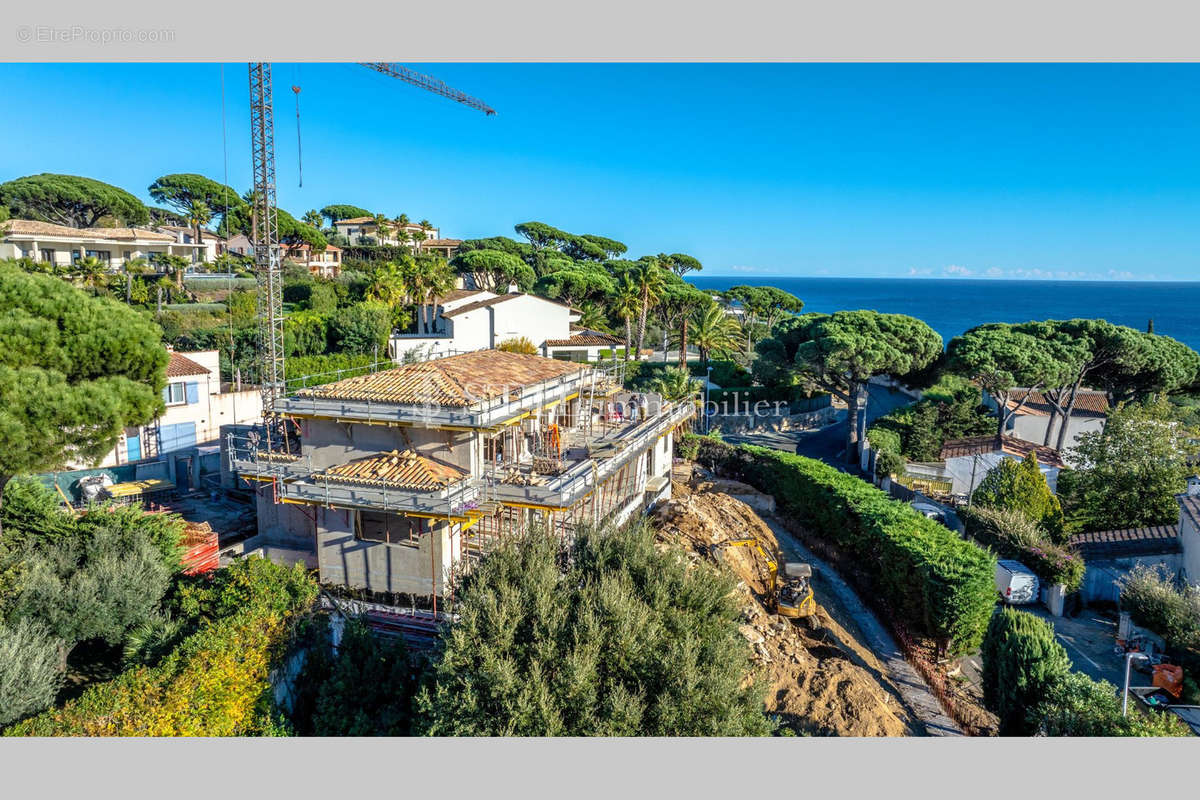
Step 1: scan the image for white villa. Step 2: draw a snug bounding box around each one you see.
[0,219,200,269]
[390,288,624,363]
[85,350,262,479]
[983,388,1109,454]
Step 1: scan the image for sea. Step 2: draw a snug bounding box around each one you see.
[687,276,1200,352]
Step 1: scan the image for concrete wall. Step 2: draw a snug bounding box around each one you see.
[1081,553,1184,605]
[316,505,458,596]
[1007,412,1104,457]
[301,418,472,472]
[1182,512,1200,586]
[944,452,1060,496]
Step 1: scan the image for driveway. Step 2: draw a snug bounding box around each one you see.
[722,382,918,469]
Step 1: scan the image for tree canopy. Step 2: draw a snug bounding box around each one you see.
[755,310,942,460]
[947,324,1069,442]
[319,204,372,226]
[452,249,536,292]
[0,174,149,228]
[0,265,167,530]
[147,174,245,232]
[1063,399,1199,530]
[414,520,772,736]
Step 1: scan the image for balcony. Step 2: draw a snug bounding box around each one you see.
[228,399,693,515]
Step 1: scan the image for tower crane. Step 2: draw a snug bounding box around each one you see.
[247,62,494,449]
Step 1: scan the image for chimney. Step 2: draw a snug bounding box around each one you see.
[507,282,520,294]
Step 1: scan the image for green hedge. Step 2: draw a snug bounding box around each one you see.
[184,277,257,291]
[687,435,996,655]
[163,302,227,313]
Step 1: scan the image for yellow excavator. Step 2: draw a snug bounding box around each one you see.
[709,536,816,618]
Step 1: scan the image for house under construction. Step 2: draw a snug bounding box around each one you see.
[228,349,694,601]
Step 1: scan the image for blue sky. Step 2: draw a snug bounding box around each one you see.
[1,62,1199,280]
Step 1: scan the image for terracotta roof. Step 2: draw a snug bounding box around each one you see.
[443,292,571,318]
[1179,495,1200,532]
[420,238,462,247]
[435,289,488,305]
[166,352,210,378]
[545,332,622,347]
[295,349,586,408]
[1070,525,1180,560]
[1004,389,1109,418]
[940,435,1066,469]
[335,216,374,225]
[317,450,467,491]
[2,219,176,242]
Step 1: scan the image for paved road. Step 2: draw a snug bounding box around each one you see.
[722,382,917,469]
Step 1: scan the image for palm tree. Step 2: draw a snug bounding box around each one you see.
[396,213,411,227]
[689,302,742,368]
[366,261,408,307]
[576,301,610,332]
[123,256,152,304]
[611,276,640,362]
[186,200,212,246]
[419,219,432,230]
[372,213,393,245]
[158,253,190,291]
[73,256,109,296]
[420,260,456,334]
[302,209,323,229]
[631,260,667,360]
[675,291,710,370]
[650,367,701,402]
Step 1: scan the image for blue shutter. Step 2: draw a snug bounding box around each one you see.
[126,433,142,462]
[185,382,199,404]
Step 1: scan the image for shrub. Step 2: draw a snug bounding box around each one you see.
[1118,563,1200,649]
[290,617,416,736]
[162,302,226,313]
[328,301,392,355]
[0,617,64,726]
[184,277,256,292]
[980,607,1071,735]
[0,478,75,551]
[972,453,1065,542]
[866,375,993,462]
[496,336,538,355]
[960,506,1084,592]
[226,290,256,325]
[1030,670,1191,736]
[285,353,379,386]
[5,558,318,736]
[415,518,773,736]
[284,310,330,358]
[687,435,996,655]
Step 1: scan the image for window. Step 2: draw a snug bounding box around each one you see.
[123,251,132,260]
[163,382,186,405]
[85,249,112,264]
[39,249,55,263]
[356,510,427,544]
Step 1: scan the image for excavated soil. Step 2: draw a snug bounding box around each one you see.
[655,472,918,736]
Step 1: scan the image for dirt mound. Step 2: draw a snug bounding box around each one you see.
[655,483,915,737]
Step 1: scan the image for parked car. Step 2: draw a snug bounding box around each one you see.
[995,559,1039,604]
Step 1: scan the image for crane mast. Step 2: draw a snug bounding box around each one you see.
[249,63,286,447]
[247,61,493,451]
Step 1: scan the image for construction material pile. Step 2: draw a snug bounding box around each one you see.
[655,470,916,736]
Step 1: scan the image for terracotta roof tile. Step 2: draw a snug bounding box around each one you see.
[335,216,374,225]
[1004,389,1109,417]
[940,434,1066,469]
[1070,525,1180,559]
[545,332,622,347]
[317,450,467,491]
[166,352,210,378]
[296,349,587,407]
[443,292,572,318]
[3,219,176,242]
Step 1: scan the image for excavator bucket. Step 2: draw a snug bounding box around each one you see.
[784,562,812,579]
